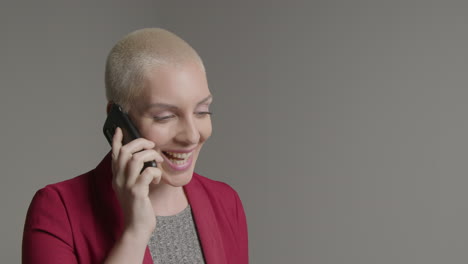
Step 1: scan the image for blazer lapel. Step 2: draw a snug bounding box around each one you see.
[184,174,228,264]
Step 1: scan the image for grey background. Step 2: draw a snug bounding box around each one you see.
[2,1,468,263]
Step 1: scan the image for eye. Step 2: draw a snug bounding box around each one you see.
[153,115,176,122]
[195,111,212,117]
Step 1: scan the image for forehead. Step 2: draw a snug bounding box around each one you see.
[139,62,210,105]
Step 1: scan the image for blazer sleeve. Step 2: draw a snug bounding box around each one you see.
[234,190,249,263]
[22,187,78,264]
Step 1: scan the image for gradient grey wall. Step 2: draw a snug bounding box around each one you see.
[3,1,468,263]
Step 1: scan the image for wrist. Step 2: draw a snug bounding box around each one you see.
[121,225,153,244]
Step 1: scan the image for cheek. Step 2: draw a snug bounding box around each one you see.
[140,124,174,145]
[199,120,212,142]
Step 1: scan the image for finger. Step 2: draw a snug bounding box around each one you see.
[135,167,162,191]
[120,138,155,156]
[117,138,155,175]
[125,149,161,185]
[153,150,164,164]
[112,127,123,161]
[143,167,163,185]
[141,160,163,184]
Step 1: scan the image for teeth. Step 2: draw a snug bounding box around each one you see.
[173,159,186,165]
[164,151,193,159]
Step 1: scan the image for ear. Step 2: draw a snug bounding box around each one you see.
[106,101,113,114]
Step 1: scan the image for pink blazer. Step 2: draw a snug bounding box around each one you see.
[22,154,248,264]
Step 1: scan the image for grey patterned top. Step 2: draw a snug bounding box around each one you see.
[148,205,205,264]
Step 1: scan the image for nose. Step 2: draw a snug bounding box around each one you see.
[175,116,200,146]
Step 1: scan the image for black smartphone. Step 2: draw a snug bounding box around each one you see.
[103,103,157,170]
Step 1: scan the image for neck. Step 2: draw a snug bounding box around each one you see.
[148,183,188,216]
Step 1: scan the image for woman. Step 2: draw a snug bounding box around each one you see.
[22,28,248,264]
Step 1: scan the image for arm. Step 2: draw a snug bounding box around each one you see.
[103,127,163,264]
[22,188,78,264]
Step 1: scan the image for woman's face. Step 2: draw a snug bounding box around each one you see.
[129,61,212,187]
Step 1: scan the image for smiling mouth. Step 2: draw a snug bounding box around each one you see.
[162,151,194,165]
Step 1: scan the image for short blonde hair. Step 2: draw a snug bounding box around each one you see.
[105,28,204,112]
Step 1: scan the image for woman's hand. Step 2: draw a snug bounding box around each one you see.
[111,127,163,240]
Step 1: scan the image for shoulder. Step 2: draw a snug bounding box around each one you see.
[24,173,94,249]
[36,170,93,202]
[28,169,97,221]
[23,157,116,264]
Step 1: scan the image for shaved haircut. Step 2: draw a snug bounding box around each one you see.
[105,28,205,112]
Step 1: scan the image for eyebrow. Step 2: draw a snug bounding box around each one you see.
[146,94,213,110]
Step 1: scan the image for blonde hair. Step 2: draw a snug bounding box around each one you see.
[105,28,204,112]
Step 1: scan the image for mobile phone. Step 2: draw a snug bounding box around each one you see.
[103,103,157,170]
